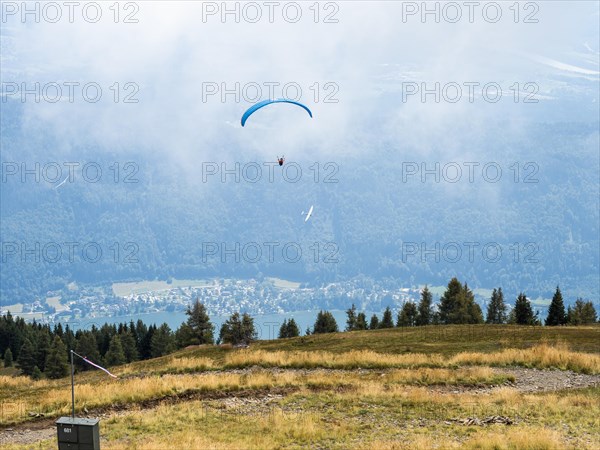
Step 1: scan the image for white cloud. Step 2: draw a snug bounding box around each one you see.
[1,1,598,166]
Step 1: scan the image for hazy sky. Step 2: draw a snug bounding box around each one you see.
[1,1,598,166]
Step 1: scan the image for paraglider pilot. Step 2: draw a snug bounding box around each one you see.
[277,156,285,166]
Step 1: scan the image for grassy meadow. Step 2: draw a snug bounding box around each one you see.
[1,325,599,449]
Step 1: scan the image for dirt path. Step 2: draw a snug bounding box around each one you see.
[495,367,600,393]
[1,367,599,447]
[427,367,600,395]
[0,427,55,448]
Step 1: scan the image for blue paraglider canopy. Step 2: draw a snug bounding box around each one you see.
[241,99,313,127]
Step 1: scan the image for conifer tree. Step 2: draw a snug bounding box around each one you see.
[31,366,42,380]
[184,299,215,345]
[397,302,418,327]
[416,286,433,326]
[345,304,357,331]
[45,336,69,379]
[313,311,339,334]
[219,312,257,344]
[369,314,380,330]
[566,299,598,325]
[75,333,102,370]
[439,277,463,324]
[465,284,484,324]
[241,313,257,343]
[35,330,51,372]
[139,324,156,360]
[546,286,567,326]
[150,324,176,357]
[62,325,76,362]
[17,339,37,376]
[486,288,507,324]
[279,319,300,338]
[513,293,536,325]
[285,318,300,338]
[278,320,288,339]
[119,331,139,363]
[439,279,483,324]
[135,320,148,357]
[379,307,395,328]
[104,335,126,366]
[355,312,368,330]
[4,347,13,368]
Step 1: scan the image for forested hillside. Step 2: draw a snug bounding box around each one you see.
[1,100,598,303]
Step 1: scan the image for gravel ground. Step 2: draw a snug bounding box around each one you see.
[427,367,600,395]
[494,367,600,392]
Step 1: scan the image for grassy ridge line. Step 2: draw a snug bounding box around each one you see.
[252,324,600,355]
[1,325,597,386]
[222,344,600,374]
[119,331,600,377]
[6,324,591,383]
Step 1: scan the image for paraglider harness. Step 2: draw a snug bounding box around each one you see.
[277,156,285,166]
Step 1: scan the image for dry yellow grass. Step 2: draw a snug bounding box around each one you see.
[40,372,269,413]
[1,366,509,425]
[358,438,458,450]
[93,394,597,450]
[115,356,214,376]
[224,349,445,369]
[362,428,571,450]
[5,378,597,449]
[3,370,346,424]
[462,426,572,450]
[0,375,51,389]
[340,383,600,425]
[450,342,600,374]
[223,343,600,374]
[163,356,215,373]
[2,342,597,428]
[100,401,347,450]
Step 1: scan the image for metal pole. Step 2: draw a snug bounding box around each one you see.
[70,350,75,419]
